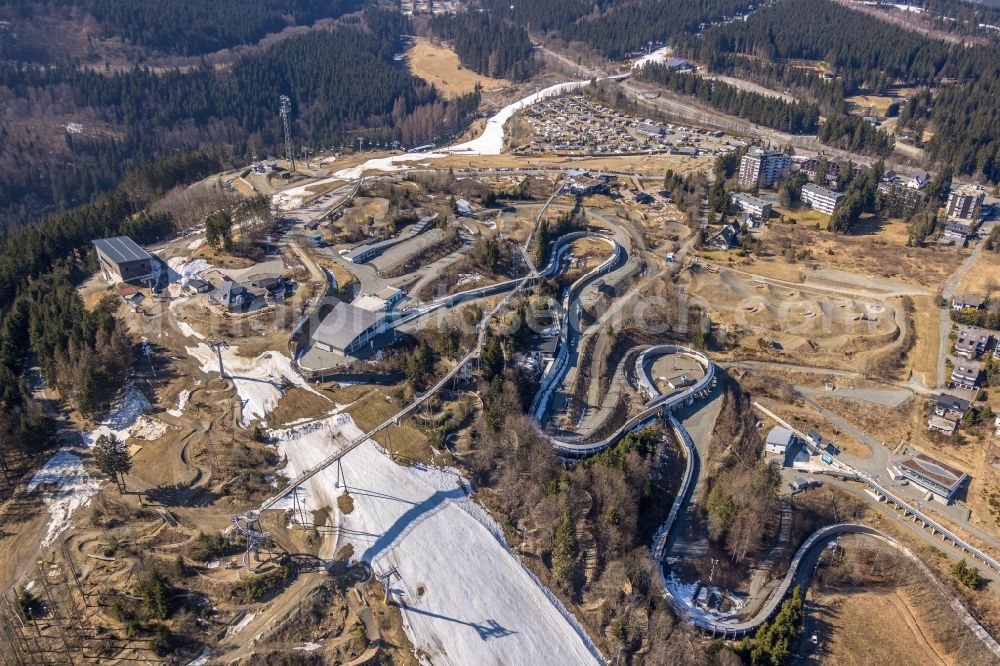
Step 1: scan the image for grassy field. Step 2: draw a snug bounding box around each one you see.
[846,94,896,118]
[758,223,963,290]
[696,248,743,262]
[908,295,941,386]
[956,252,1000,297]
[809,589,957,665]
[773,204,831,229]
[855,215,911,246]
[343,387,434,463]
[406,37,509,98]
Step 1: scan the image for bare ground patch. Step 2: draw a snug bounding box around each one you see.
[406,37,509,98]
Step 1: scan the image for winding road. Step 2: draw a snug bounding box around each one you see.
[253,78,1000,652]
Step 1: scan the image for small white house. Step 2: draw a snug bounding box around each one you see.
[765,426,796,455]
[907,171,930,190]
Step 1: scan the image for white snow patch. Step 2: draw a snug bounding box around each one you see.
[664,571,739,624]
[26,451,101,547]
[130,415,168,441]
[294,642,322,652]
[176,321,205,340]
[270,414,602,666]
[187,237,207,250]
[29,383,158,547]
[81,383,152,448]
[186,344,327,426]
[226,612,256,637]
[166,257,212,286]
[167,390,191,418]
[632,45,672,71]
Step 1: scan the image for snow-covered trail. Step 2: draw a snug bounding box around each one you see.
[631,45,672,71]
[329,79,593,180]
[273,415,603,666]
[274,78,595,210]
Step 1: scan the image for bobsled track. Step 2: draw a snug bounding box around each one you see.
[247,188,1000,654]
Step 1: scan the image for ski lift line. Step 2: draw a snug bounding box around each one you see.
[256,179,570,512]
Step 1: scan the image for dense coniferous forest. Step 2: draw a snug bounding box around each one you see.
[911,0,1000,41]
[479,0,755,59]
[0,0,364,55]
[635,62,820,133]
[0,150,221,463]
[429,13,535,81]
[817,115,895,156]
[678,0,1000,181]
[681,0,975,89]
[0,9,480,230]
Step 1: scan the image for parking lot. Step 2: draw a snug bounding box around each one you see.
[514,94,735,157]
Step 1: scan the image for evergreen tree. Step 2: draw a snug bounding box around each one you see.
[926,165,953,204]
[139,571,170,620]
[92,433,132,493]
[551,503,577,582]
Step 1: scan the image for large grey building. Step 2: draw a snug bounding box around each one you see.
[92,236,155,284]
[896,453,968,503]
[312,301,390,355]
[800,183,844,215]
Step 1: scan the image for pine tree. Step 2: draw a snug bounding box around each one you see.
[139,571,170,620]
[92,433,132,493]
[551,504,577,582]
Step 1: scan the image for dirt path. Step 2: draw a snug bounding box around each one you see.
[807,587,957,666]
[885,588,956,666]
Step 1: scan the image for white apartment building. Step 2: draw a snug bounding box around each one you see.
[800,183,844,215]
[731,192,772,218]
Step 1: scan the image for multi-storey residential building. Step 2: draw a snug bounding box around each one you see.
[731,192,772,218]
[946,185,985,221]
[953,327,991,359]
[950,363,981,391]
[800,183,844,215]
[739,148,790,188]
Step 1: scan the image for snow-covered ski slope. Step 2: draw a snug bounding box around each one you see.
[273,414,603,665]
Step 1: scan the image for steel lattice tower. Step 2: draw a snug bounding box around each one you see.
[279,95,296,172]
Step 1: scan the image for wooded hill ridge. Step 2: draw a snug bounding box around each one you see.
[0,9,480,231]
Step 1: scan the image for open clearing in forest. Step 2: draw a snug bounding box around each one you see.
[846,94,897,118]
[406,37,509,98]
[773,204,831,230]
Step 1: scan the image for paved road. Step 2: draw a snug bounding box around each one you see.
[796,385,912,407]
[936,221,995,387]
[761,399,1000,558]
